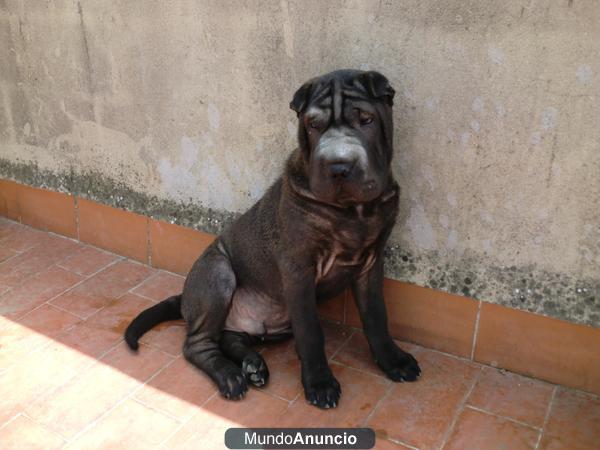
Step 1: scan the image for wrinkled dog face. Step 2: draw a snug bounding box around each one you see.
[290,70,395,206]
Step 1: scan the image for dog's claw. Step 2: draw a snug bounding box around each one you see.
[304,374,341,409]
[242,355,270,388]
[377,345,421,383]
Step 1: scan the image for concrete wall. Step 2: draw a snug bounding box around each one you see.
[1,0,598,326]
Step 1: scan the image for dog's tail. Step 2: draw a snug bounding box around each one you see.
[124,294,183,350]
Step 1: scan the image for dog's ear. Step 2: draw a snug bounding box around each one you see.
[290,81,312,116]
[357,71,395,106]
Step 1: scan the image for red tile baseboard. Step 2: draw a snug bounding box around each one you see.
[149,220,214,275]
[19,185,77,238]
[78,199,149,263]
[1,179,598,394]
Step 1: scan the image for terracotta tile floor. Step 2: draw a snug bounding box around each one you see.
[0,217,598,450]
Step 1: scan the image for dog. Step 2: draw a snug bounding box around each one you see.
[125,69,421,409]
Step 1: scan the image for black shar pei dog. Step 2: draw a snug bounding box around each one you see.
[125,69,421,409]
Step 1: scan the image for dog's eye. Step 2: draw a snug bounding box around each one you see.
[360,116,373,126]
[309,121,322,130]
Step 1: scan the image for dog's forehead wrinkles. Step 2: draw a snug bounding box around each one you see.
[332,78,343,124]
[306,75,371,114]
[305,105,330,121]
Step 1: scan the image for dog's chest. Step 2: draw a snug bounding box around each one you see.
[314,212,383,283]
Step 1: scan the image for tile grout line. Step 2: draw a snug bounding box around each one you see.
[464,404,542,431]
[13,336,135,440]
[63,350,183,447]
[359,381,421,450]
[20,411,69,445]
[126,270,162,296]
[361,382,393,427]
[129,291,162,304]
[470,300,482,360]
[534,385,558,450]
[328,359,389,382]
[73,265,162,323]
[18,257,124,322]
[0,412,23,432]
[146,217,152,266]
[328,328,356,362]
[0,254,132,372]
[250,386,296,405]
[5,255,125,332]
[387,437,420,450]
[437,366,483,450]
[130,396,185,424]
[0,224,127,316]
[74,196,80,241]
[0,246,25,269]
[154,390,220,449]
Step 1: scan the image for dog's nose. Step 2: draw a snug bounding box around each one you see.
[328,161,354,179]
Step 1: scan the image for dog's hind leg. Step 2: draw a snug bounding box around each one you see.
[220,331,269,387]
[181,243,247,399]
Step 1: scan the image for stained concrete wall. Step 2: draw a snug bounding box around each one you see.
[1,0,598,326]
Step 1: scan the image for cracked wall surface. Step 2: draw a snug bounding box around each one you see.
[0,1,598,326]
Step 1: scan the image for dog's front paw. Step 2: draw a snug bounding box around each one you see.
[215,366,248,400]
[303,374,341,409]
[377,344,421,382]
[242,354,269,387]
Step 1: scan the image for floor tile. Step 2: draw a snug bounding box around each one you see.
[258,338,302,401]
[0,348,81,425]
[444,408,539,450]
[374,438,417,449]
[26,343,173,439]
[0,246,18,264]
[132,270,185,302]
[0,234,81,288]
[276,362,389,428]
[17,303,81,331]
[134,357,216,421]
[164,389,289,450]
[467,366,555,428]
[0,414,66,450]
[0,305,81,369]
[67,398,180,450]
[85,292,155,335]
[0,218,21,239]
[333,331,382,377]
[0,226,47,252]
[259,322,351,401]
[367,349,481,450]
[100,341,174,380]
[57,245,120,276]
[50,260,155,318]
[539,388,600,450]
[333,331,421,379]
[26,362,142,439]
[0,266,83,319]
[139,320,186,356]
[54,322,123,361]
